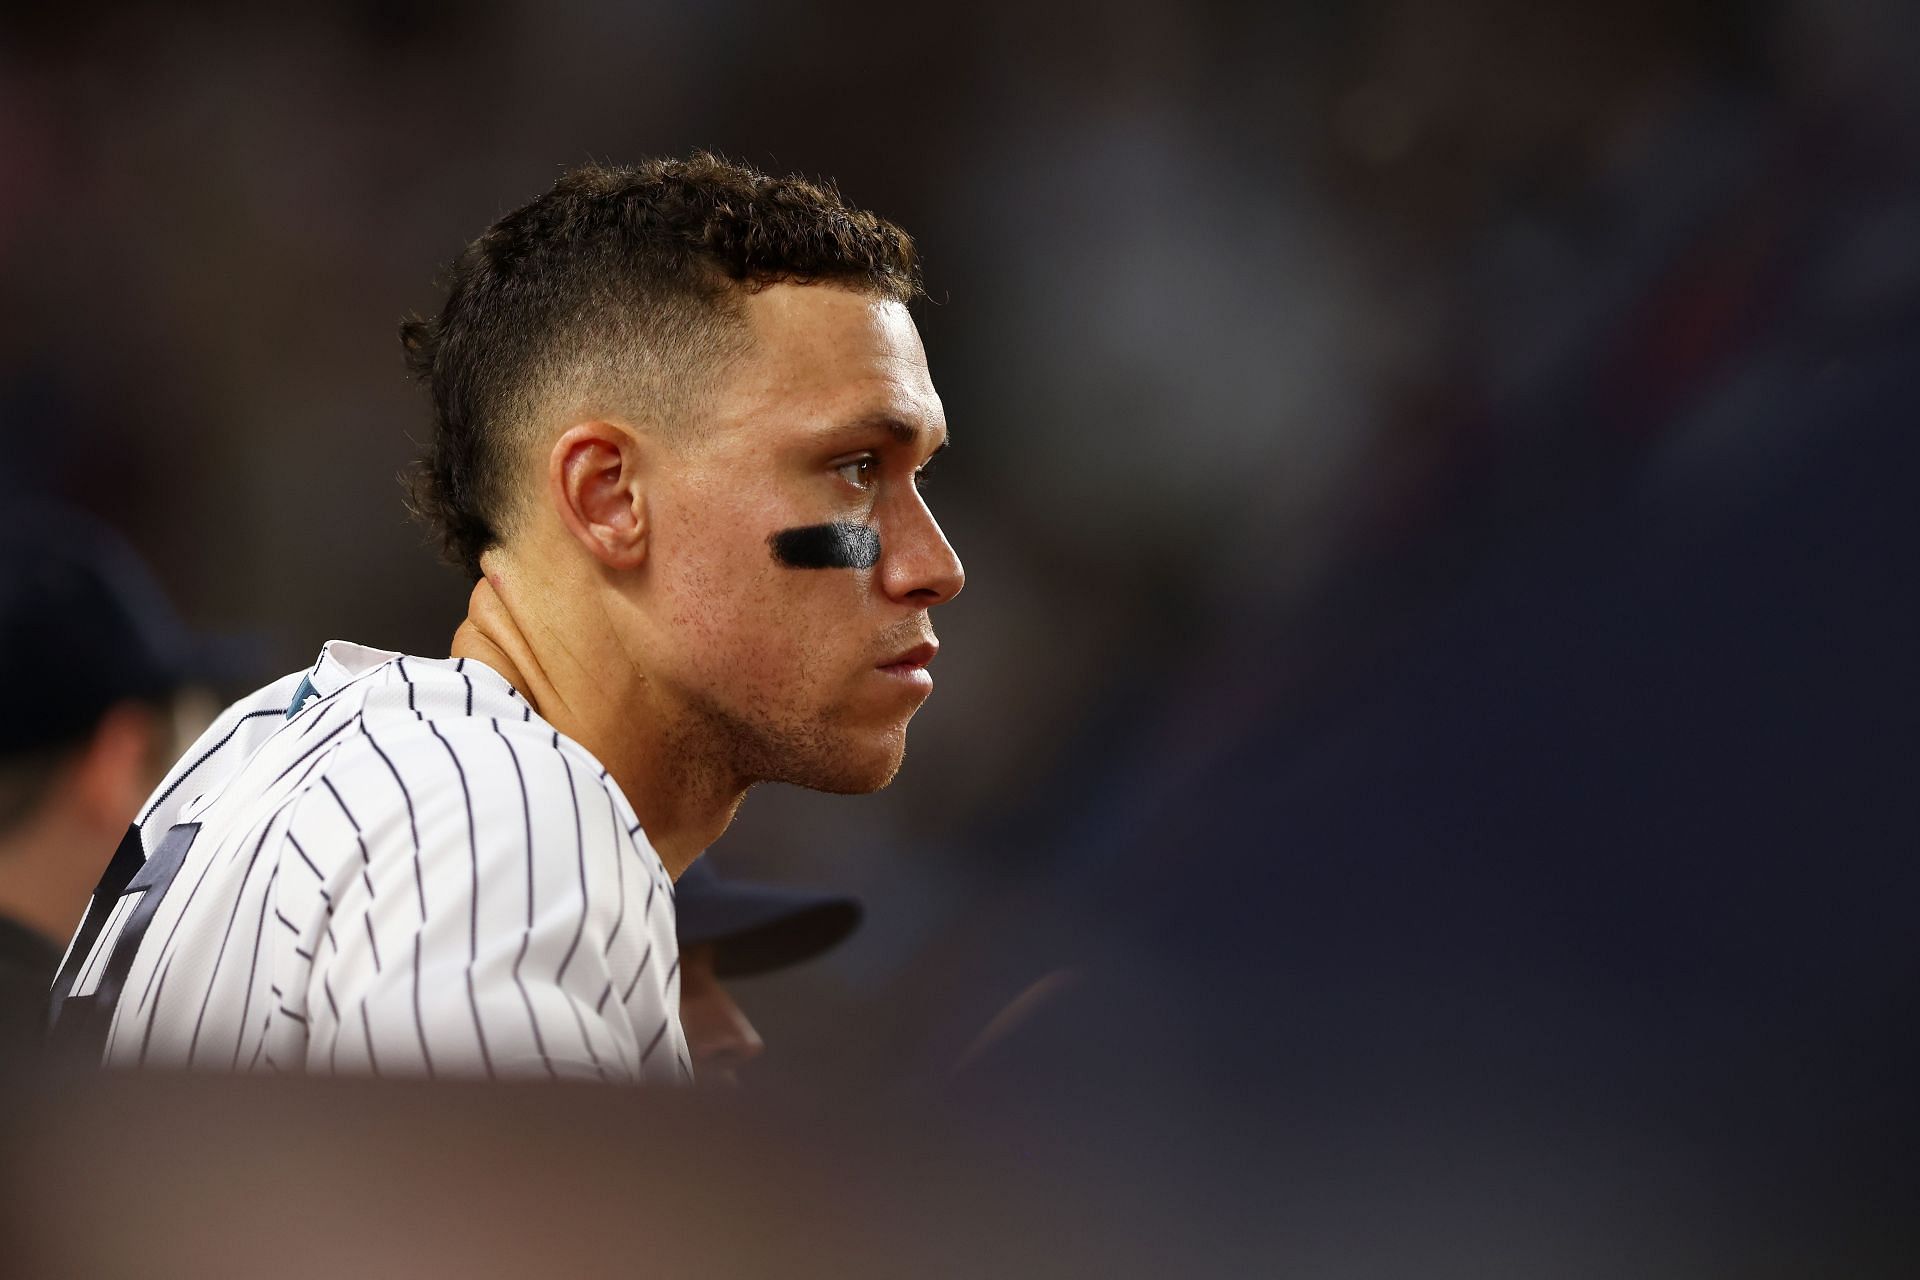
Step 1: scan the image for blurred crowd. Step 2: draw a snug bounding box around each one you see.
[3,0,1917,1272]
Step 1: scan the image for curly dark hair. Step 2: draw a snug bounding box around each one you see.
[400,152,923,578]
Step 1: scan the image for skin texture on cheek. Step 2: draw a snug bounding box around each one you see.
[767,522,881,570]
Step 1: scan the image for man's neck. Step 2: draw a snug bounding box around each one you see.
[447,568,739,879]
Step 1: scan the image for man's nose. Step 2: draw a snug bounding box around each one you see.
[880,497,964,607]
[690,985,765,1085]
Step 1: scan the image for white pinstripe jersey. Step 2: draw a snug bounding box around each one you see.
[69,640,690,1083]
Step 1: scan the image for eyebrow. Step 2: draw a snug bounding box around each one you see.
[837,413,950,452]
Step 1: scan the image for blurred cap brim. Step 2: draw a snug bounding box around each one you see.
[676,862,863,978]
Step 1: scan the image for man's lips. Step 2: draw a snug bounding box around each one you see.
[877,641,938,678]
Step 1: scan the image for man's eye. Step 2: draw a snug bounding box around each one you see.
[914,443,947,491]
[835,457,878,489]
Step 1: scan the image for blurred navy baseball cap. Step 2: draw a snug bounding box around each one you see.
[674,858,863,978]
[0,501,254,756]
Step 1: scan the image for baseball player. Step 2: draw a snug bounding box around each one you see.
[48,153,962,1083]
[673,857,862,1085]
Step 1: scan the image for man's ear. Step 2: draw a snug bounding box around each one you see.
[549,421,649,569]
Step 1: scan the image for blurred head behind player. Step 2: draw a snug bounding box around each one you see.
[405,154,962,876]
[0,504,222,1054]
[675,856,862,1086]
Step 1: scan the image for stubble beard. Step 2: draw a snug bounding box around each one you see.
[673,685,906,798]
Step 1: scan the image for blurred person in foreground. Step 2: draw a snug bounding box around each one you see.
[47,154,961,1084]
[0,505,223,1072]
[674,857,861,1086]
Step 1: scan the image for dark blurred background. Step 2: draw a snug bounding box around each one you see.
[3,0,1917,1271]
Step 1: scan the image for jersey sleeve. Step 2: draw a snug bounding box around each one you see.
[289,720,683,1083]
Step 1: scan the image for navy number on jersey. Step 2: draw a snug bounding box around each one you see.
[48,822,202,1059]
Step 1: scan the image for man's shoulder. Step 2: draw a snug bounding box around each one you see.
[134,669,315,839]
[347,701,601,777]
[288,647,540,767]
[181,643,653,871]
[320,704,647,852]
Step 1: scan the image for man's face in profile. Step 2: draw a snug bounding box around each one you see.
[637,283,963,794]
[678,943,762,1086]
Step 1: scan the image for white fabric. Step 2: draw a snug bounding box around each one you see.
[85,641,689,1083]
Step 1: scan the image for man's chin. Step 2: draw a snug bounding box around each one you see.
[780,732,908,795]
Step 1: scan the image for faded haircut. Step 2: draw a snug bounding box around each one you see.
[400,152,923,578]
